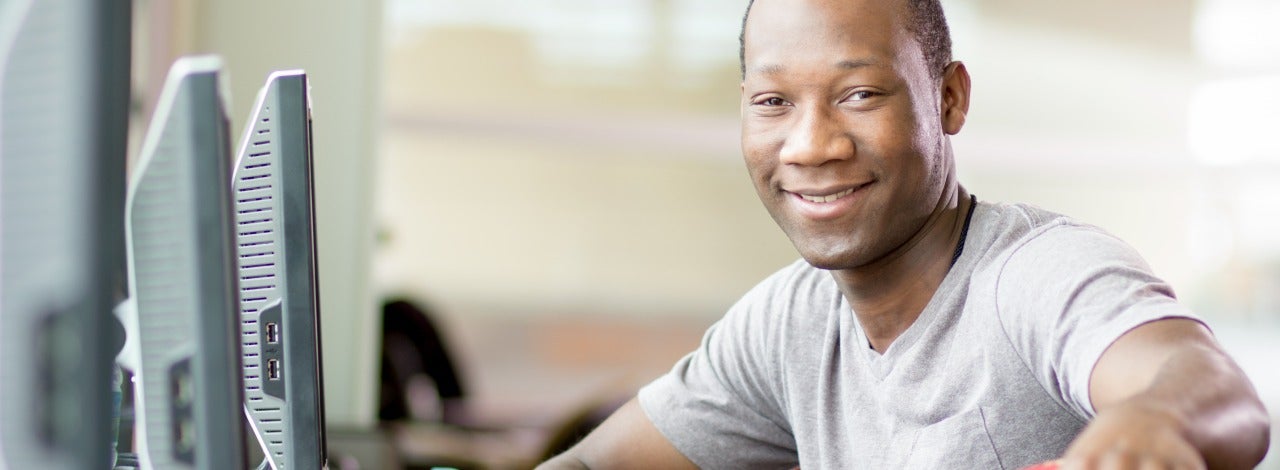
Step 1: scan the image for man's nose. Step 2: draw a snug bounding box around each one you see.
[778,106,853,166]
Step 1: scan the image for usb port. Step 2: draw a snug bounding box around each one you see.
[265,322,280,344]
[266,359,280,380]
[173,373,193,406]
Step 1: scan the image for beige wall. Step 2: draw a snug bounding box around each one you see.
[375,125,798,320]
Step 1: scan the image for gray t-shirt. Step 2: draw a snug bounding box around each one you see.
[638,201,1201,469]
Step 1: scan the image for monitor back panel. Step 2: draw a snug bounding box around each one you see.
[233,71,328,470]
[0,0,128,468]
[126,57,247,470]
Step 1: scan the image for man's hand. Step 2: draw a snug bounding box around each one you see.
[1061,400,1204,470]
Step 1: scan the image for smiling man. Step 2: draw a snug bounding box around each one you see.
[538,0,1271,468]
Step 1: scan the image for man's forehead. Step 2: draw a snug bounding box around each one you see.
[742,0,916,78]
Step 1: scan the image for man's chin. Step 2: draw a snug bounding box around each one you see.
[794,245,865,271]
[781,224,876,270]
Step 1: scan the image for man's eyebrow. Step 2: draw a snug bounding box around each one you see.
[836,58,878,69]
[751,63,786,76]
[749,58,879,76]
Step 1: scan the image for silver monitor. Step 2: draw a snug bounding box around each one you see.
[0,0,129,468]
[118,56,249,470]
[232,70,328,470]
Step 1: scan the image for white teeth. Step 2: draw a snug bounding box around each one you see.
[799,187,855,203]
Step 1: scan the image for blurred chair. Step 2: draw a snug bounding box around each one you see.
[378,298,469,426]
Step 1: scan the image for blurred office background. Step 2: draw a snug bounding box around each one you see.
[134,0,1279,467]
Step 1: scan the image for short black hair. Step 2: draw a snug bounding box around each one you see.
[738,0,953,80]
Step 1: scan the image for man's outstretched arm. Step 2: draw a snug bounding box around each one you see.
[537,398,699,470]
[1063,318,1270,469]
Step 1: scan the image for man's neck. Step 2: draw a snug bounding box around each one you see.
[832,184,971,353]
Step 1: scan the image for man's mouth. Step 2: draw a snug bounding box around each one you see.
[781,182,872,221]
[796,187,857,203]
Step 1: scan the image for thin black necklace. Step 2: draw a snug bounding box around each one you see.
[950,194,978,267]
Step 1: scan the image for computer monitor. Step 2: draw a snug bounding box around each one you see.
[117,56,249,470]
[233,70,329,470]
[0,0,129,468]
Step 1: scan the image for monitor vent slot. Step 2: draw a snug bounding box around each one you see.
[130,99,203,467]
[233,96,290,468]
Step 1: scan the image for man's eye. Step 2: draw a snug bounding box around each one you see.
[848,91,877,101]
[760,97,787,106]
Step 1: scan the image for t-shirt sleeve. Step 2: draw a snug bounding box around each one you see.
[994,222,1203,420]
[637,270,798,469]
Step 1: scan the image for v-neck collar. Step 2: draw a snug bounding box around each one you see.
[841,202,986,381]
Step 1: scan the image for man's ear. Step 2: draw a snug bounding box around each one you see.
[940,61,971,135]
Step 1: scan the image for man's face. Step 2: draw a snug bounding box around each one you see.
[741,0,956,270]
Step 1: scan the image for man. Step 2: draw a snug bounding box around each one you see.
[540,0,1271,468]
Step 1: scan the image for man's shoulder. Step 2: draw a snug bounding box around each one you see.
[972,199,1158,294]
[966,200,1149,292]
[972,200,1119,262]
[974,200,1074,241]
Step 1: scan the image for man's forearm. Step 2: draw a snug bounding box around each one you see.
[1115,343,1270,468]
[533,399,697,470]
